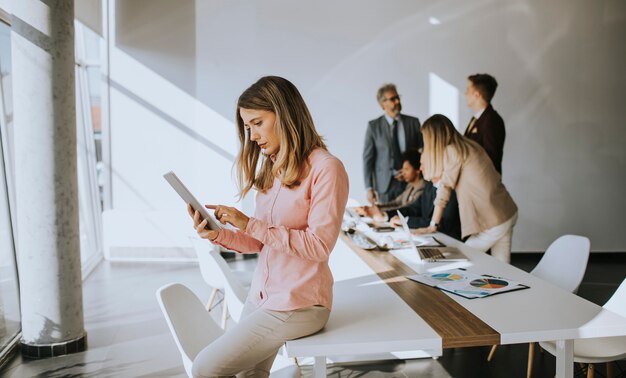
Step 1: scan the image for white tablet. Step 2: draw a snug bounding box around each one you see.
[163,171,223,231]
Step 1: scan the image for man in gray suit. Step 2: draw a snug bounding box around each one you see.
[363,84,423,204]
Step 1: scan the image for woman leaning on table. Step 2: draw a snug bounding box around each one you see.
[187,76,349,378]
[413,114,518,263]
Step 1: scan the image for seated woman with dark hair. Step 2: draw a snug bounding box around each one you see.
[390,181,462,241]
[356,149,424,221]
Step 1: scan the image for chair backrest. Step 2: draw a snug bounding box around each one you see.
[221,270,248,322]
[604,278,626,317]
[156,283,224,377]
[190,237,226,290]
[531,235,590,294]
[190,237,248,322]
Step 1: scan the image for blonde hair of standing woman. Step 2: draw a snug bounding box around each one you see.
[235,76,327,198]
[421,114,471,181]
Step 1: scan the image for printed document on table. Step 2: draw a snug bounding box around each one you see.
[406,269,529,299]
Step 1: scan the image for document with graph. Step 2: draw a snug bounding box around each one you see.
[406,269,529,299]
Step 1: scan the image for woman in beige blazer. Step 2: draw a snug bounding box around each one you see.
[414,114,518,263]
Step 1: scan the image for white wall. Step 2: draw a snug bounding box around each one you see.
[103,0,243,258]
[108,0,626,252]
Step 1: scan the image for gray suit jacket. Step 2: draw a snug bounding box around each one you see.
[363,114,422,196]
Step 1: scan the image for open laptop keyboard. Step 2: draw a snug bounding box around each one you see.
[419,248,445,260]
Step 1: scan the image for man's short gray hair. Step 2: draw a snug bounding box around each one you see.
[376,83,397,103]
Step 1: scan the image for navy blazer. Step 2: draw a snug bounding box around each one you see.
[392,181,462,241]
[363,114,422,196]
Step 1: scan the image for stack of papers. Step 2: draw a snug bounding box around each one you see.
[406,269,529,299]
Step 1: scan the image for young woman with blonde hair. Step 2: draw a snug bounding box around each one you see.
[414,114,518,263]
[187,76,349,378]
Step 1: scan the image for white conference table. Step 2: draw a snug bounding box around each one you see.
[285,231,626,378]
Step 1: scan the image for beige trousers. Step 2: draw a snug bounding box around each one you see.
[465,212,518,263]
[192,301,330,378]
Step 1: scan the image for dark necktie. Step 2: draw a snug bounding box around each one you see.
[391,119,402,168]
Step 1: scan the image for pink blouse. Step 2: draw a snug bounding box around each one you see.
[211,148,349,311]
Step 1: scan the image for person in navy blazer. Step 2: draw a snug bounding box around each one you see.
[363,84,423,204]
[463,74,506,174]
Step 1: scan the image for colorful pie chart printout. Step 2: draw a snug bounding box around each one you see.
[406,269,529,299]
[470,278,509,289]
[432,273,464,282]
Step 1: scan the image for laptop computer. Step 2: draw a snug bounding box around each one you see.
[396,211,468,263]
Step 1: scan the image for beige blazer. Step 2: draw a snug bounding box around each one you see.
[435,141,517,238]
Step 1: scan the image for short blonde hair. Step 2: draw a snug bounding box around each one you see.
[420,114,470,180]
[235,76,327,198]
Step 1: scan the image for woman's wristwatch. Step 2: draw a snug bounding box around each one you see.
[429,220,439,230]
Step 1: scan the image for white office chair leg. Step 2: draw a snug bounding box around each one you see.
[221,300,229,329]
[206,288,219,311]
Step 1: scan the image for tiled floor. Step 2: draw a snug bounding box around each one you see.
[1,253,625,378]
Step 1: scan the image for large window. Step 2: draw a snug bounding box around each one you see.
[75,21,104,276]
[0,19,21,366]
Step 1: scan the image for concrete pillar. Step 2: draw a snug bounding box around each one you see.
[11,0,86,357]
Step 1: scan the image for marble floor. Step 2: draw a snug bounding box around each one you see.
[1,252,625,378]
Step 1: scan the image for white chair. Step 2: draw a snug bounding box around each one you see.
[488,235,591,378]
[190,237,250,328]
[539,278,626,378]
[529,235,590,294]
[156,282,224,377]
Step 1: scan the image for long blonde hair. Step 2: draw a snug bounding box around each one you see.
[421,114,470,180]
[235,76,327,198]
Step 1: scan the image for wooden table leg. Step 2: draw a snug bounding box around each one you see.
[527,342,535,378]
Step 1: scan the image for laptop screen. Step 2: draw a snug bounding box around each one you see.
[396,211,419,255]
